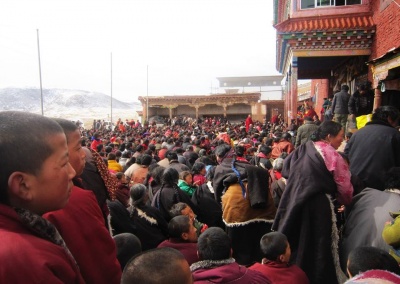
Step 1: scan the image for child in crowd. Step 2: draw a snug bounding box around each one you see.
[178,171,198,197]
[249,232,309,284]
[346,246,400,278]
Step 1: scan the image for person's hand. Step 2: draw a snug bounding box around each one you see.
[337,205,345,213]
[385,220,392,226]
[201,224,209,233]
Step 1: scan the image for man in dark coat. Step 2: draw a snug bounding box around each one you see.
[348,82,374,128]
[331,84,350,132]
[344,106,400,191]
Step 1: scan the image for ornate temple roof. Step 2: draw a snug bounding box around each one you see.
[275,15,374,33]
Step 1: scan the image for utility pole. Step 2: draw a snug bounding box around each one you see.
[37,29,44,115]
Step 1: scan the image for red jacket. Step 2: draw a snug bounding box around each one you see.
[0,204,85,283]
[249,261,309,284]
[44,186,122,284]
[90,139,102,151]
[158,239,199,265]
[192,261,270,284]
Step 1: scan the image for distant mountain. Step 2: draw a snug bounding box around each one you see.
[0,88,142,126]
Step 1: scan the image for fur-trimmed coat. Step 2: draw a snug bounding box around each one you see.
[272,141,347,284]
[130,204,168,251]
[213,158,276,226]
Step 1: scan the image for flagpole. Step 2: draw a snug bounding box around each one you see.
[146,65,149,124]
[110,52,113,124]
[37,29,44,115]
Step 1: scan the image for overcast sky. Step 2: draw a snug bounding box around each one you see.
[0,0,280,102]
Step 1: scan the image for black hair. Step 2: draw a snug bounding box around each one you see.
[197,227,231,261]
[123,157,136,171]
[169,202,189,218]
[259,145,272,156]
[168,215,191,239]
[149,165,165,186]
[161,167,179,186]
[214,144,231,159]
[107,152,117,160]
[282,132,292,141]
[140,154,152,166]
[96,144,104,152]
[135,155,143,165]
[115,172,124,180]
[264,138,273,147]
[155,168,181,211]
[372,106,400,125]
[191,162,206,175]
[345,132,353,139]
[347,246,400,277]
[234,145,246,157]
[198,156,216,167]
[121,247,190,284]
[206,166,216,181]
[130,184,148,207]
[113,233,142,271]
[260,232,288,261]
[310,121,342,142]
[384,167,400,189]
[166,151,178,162]
[341,84,350,91]
[115,150,122,158]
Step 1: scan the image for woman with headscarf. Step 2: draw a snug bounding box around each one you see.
[272,121,353,284]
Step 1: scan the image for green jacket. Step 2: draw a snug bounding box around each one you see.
[178,180,196,197]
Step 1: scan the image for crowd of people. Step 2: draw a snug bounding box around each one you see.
[1,102,400,283]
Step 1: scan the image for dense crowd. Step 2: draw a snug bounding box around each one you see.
[1,104,400,284]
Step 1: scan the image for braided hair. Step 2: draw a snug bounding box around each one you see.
[156,168,181,210]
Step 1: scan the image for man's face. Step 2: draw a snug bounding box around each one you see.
[183,221,198,243]
[67,129,86,176]
[181,206,195,222]
[28,133,76,215]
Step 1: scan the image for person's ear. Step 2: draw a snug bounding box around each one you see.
[181,232,189,241]
[278,254,285,263]
[8,172,34,201]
